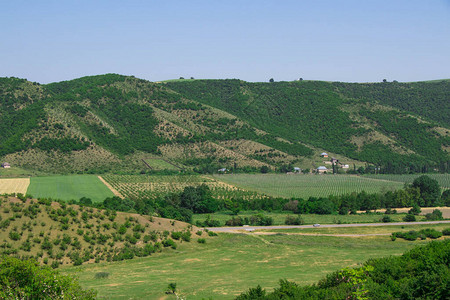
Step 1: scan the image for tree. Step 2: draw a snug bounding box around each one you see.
[408,204,421,215]
[0,256,96,299]
[269,78,274,83]
[442,190,450,206]
[260,165,269,173]
[412,175,441,206]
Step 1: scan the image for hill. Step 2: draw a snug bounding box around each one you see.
[0,75,448,174]
[0,195,202,268]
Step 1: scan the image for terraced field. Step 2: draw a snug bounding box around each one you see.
[211,174,404,199]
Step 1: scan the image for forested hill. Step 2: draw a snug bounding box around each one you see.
[0,74,448,173]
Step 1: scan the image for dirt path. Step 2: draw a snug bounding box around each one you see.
[98,176,124,199]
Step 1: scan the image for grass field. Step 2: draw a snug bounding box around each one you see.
[211,174,404,199]
[144,158,181,170]
[0,178,30,194]
[193,211,419,226]
[364,173,450,189]
[26,175,114,202]
[62,232,435,299]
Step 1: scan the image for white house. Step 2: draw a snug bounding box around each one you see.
[316,166,328,173]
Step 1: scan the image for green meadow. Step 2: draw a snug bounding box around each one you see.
[27,175,114,202]
[364,173,450,189]
[193,211,417,226]
[212,174,404,199]
[62,232,432,299]
[144,158,181,171]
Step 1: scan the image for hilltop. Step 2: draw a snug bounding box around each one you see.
[0,75,448,174]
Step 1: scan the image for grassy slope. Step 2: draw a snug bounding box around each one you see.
[364,173,450,189]
[0,196,203,267]
[211,174,404,199]
[27,175,114,202]
[63,232,436,299]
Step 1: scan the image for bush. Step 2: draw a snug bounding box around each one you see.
[208,231,218,237]
[162,239,177,249]
[442,228,450,236]
[171,231,182,240]
[197,238,206,244]
[181,231,191,242]
[381,215,392,223]
[0,256,96,299]
[225,216,243,226]
[424,209,443,221]
[285,215,304,225]
[403,214,416,222]
[94,272,110,279]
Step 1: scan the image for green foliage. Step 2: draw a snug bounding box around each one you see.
[236,240,450,299]
[0,255,96,299]
[403,214,416,222]
[284,215,304,225]
[412,175,441,206]
[424,209,443,221]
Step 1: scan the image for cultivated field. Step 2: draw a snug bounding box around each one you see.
[143,158,181,171]
[26,175,114,202]
[63,231,437,299]
[0,178,30,194]
[364,173,450,189]
[211,174,404,199]
[102,174,266,201]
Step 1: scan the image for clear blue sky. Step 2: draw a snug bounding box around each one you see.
[1,0,449,83]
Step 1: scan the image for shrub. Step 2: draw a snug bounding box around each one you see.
[8,231,21,241]
[94,272,110,279]
[0,256,96,299]
[442,228,450,236]
[225,216,243,226]
[424,209,443,221]
[162,239,177,249]
[197,238,206,244]
[285,215,304,225]
[196,230,203,236]
[166,282,177,294]
[171,231,182,240]
[381,215,392,223]
[181,231,191,242]
[208,231,218,237]
[403,214,416,222]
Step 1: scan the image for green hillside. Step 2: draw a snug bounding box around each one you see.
[0,75,448,174]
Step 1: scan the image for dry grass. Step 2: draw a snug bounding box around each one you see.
[0,178,30,194]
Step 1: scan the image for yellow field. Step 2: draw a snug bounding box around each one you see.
[0,178,30,194]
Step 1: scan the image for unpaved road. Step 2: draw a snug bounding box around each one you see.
[207,220,450,233]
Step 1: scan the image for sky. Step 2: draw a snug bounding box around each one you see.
[1,0,449,83]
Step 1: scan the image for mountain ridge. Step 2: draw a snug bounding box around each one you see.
[0,74,448,174]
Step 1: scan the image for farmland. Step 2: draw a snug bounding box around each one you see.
[102,174,266,201]
[364,173,450,189]
[143,158,181,171]
[62,230,437,299]
[211,174,404,199]
[26,175,114,202]
[0,178,30,194]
